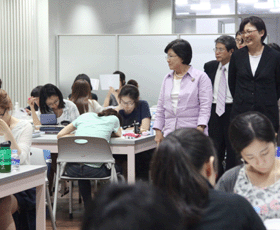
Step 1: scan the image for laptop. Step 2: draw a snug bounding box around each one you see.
[40,114,64,134]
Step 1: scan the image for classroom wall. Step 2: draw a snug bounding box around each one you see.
[48,0,173,86]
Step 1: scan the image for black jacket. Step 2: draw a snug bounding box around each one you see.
[204,60,219,87]
[228,45,280,132]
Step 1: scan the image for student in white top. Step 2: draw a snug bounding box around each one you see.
[69,79,103,114]
[0,89,35,230]
[28,83,80,126]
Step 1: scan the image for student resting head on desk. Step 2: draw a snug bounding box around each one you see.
[28,83,80,127]
[70,79,103,114]
[0,89,36,230]
[216,111,280,221]
[150,128,266,229]
[117,84,151,133]
[57,108,122,207]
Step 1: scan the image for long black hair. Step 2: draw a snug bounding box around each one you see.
[39,84,65,114]
[229,112,276,155]
[150,128,217,227]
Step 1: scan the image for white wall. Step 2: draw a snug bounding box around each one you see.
[47,0,173,98]
[149,0,173,34]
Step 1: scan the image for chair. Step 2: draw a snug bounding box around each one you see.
[53,136,118,221]
[30,147,57,230]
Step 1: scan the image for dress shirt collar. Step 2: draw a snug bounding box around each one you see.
[168,65,194,79]
[219,62,229,72]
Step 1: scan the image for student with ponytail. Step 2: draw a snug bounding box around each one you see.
[150,128,265,229]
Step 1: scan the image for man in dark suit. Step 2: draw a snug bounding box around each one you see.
[204,35,236,178]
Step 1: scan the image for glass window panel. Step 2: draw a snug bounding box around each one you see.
[238,0,280,14]
[175,0,235,16]
[175,18,236,34]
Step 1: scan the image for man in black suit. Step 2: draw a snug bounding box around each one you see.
[204,35,236,178]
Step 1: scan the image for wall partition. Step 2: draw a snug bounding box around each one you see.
[57,34,233,106]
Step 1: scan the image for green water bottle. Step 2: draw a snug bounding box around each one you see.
[0,141,11,173]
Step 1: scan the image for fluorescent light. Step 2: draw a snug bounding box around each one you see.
[270,8,280,12]
[176,12,190,15]
[175,0,188,6]
[190,3,211,11]
[211,5,231,14]
[238,0,258,4]
[254,2,274,9]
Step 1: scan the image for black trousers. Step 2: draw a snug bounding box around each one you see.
[209,103,237,179]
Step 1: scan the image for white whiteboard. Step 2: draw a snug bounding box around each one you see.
[119,35,178,106]
[57,34,234,105]
[58,35,116,99]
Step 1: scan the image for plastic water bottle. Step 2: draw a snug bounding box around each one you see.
[11,149,20,171]
[150,121,154,135]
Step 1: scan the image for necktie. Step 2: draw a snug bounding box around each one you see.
[216,66,227,116]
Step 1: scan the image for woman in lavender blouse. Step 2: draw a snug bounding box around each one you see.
[153,39,212,145]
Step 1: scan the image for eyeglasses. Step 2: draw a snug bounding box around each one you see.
[46,99,59,108]
[0,108,6,117]
[235,38,243,44]
[165,55,178,60]
[241,30,258,36]
[120,99,135,107]
[213,48,226,53]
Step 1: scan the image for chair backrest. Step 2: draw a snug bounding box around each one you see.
[57,136,115,164]
[30,147,47,166]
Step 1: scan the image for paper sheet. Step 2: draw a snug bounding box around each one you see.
[90,78,99,90]
[99,74,120,90]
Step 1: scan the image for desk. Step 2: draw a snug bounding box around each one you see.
[0,165,47,229]
[32,135,156,183]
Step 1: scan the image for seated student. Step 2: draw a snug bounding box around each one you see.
[70,79,103,114]
[151,128,265,229]
[127,79,138,88]
[216,112,280,221]
[118,84,151,132]
[103,71,126,107]
[0,89,35,230]
[68,74,98,101]
[25,85,42,114]
[81,183,184,230]
[57,108,122,207]
[28,83,80,126]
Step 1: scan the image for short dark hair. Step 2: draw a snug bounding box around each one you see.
[215,35,236,52]
[268,43,280,53]
[113,71,126,87]
[39,84,65,114]
[229,112,276,155]
[151,128,217,227]
[81,183,184,230]
[98,108,122,126]
[235,30,242,37]
[239,16,267,42]
[72,74,92,90]
[31,85,43,97]
[118,85,139,108]
[164,39,192,65]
